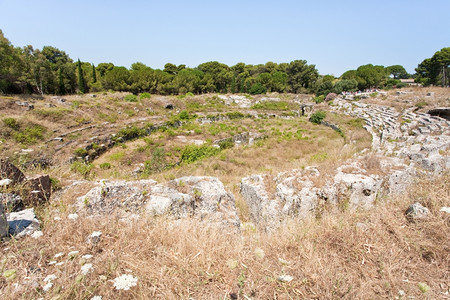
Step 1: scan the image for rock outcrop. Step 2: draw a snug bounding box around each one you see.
[75,176,240,227]
[240,97,449,230]
[6,208,40,237]
[0,203,8,238]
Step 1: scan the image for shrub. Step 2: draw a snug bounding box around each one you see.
[415,101,428,108]
[178,110,190,120]
[396,82,407,88]
[139,92,151,100]
[99,162,112,170]
[114,126,147,142]
[314,95,325,104]
[2,118,19,130]
[248,83,267,95]
[124,94,138,102]
[70,161,94,179]
[225,112,246,119]
[143,147,167,174]
[74,148,88,157]
[181,145,221,163]
[218,139,234,150]
[310,111,326,124]
[13,124,46,145]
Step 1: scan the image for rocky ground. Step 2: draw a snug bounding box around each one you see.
[0,88,449,299]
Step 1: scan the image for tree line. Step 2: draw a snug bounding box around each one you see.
[0,30,448,96]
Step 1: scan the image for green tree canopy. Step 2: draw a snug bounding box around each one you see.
[415,47,450,87]
[386,65,409,79]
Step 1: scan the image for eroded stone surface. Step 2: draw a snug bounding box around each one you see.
[75,176,240,227]
[240,98,449,230]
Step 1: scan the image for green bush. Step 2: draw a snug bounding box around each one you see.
[74,148,88,157]
[178,110,190,120]
[310,111,326,124]
[181,145,221,163]
[143,147,167,174]
[248,83,267,95]
[314,95,325,104]
[225,112,246,119]
[124,94,138,102]
[396,82,407,88]
[218,139,234,150]
[2,118,19,130]
[99,162,112,170]
[415,101,428,108]
[139,92,151,100]
[114,125,147,141]
[70,161,94,179]
[13,124,46,145]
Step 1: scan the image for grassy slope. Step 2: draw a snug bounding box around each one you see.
[1,88,449,299]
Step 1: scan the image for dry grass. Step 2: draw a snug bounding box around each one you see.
[1,173,448,299]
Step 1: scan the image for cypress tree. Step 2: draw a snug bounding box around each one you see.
[92,63,97,83]
[77,59,85,94]
[58,68,65,95]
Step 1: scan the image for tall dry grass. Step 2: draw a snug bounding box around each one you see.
[1,173,448,299]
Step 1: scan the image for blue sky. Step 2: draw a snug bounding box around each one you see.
[1,0,448,76]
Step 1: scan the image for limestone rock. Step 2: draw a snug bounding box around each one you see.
[275,168,320,218]
[76,179,157,215]
[0,203,8,238]
[405,202,430,221]
[7,208,40,237]
[240,175,282,231]
[332,168,383,209]
[76,177,240,227]
[170,176,240,227]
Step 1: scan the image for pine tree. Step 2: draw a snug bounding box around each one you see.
[92,63,97,83]
[77,59,85,93]
[58,68,65,95]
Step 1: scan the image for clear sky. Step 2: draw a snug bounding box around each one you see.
[1,0,449,76]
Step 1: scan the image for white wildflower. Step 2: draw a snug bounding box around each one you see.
[81,263,93,275]
[277,274,294,282]
[43,274,57,282]
[82,254,93,260]
[68,213,79,220]
[48,261,57,265]
[56,262,65,266]
[254,247,265,259]
[113,274,138,290]
[91,296,102,300]
[91,231,102,238]
[54,216,62,221]
[31,231,43,239]
[54,252,64,258]
[42,282,53,292]
[68,250,79,258]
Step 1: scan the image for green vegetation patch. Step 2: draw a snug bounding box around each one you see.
[310,111,326,124]
[180,144,221,164]
[114,125,147,142]
[124,94,138,102]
